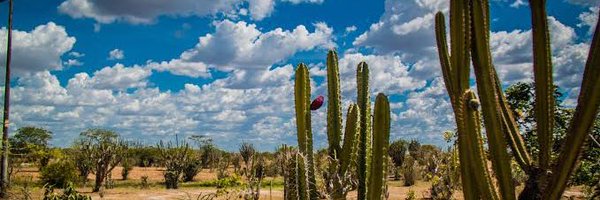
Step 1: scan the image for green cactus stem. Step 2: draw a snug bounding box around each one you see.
[367,93,390,200]
[356,61,371,200]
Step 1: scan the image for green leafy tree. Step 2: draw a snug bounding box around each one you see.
[505,82,600,187]
[10,126,52,167]
[388,139,408,180]
[40,160,78,189]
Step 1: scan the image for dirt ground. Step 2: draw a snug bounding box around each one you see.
[8,167,585,200]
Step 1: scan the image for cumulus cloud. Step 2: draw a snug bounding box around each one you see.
[58,0,326,23]
[578,7,599,35]
[154,20,333,77]
[80,63,152,90]
[108,49,124,60]
[7,66,298,150]
[490,16,578,85]
[353,0,448,59]
[147,59,211,78]
[394,78,454,144]
[566,0,600,7]
[0,22,76,76]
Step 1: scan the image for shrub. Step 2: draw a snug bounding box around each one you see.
[158,142,190,189]
[388,139,408,180]
[40,161,78,189]
[405,189,416,200]
[182,158,202,182]
[121,158,134,180]
[43,182,91,200]
[140,176,150,189]
[196,175,243,188]
[403,156,417,186]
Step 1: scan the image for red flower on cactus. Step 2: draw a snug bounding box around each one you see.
[310,95,324,111]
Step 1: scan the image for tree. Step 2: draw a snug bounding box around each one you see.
[407,140,421,162]
[157,141,190,189]
[200,141,219,170]
[505,82,600,187]
[10,127,52,166]
[75,129,127,192]
[388,139,408,180]
[239,142,256,170]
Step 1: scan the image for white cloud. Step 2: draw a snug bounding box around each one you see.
[566,0,600,6]
[345,25,357,33]
[64,59,83,67]
[335,53,426,95]
[578,7,599,35]
[510,0,527,8]
[490,16,578,85]
[108,49,124,60]
[6,56,300,150]
[282,0,324,4]
[58,0,326,23]
[353,0,448,59]
[58,0,241,24]
[82,63,152,90]
[68,51,85,58]
[147,59,211,78]
[247,0,276,20]
[394,77,454,144]
[0,22,75,76]
[156,20,333,77]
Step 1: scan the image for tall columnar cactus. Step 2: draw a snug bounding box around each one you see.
[434,0,600,199]
[293,50,390,199]
[294,63,318,200]
[367,94,390,200]
[323,50,361,199]
[356,61,371,200]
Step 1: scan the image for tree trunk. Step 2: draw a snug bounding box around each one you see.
[93,168,105,192]
[0,0,14,197]
[518,168,543,200]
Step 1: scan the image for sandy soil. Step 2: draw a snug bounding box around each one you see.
[8,167,585,200]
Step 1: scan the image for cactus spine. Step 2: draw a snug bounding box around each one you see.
[434,0,600,199]
[293,51,390,199]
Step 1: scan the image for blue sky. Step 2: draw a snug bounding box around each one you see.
[0,0,597,151]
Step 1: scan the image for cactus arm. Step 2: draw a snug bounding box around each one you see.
[492,68,532,169]
[356,61,371,200]
[367,93,390,200]
[327,50,343,160]
[450,0,471,95]
[340,104,359,177]
[529,0,554,170]
[436,10,481,200]
[470,0,515,199]
[435,12,456,103]
[461,91,500,200]
[544,15,600,200]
